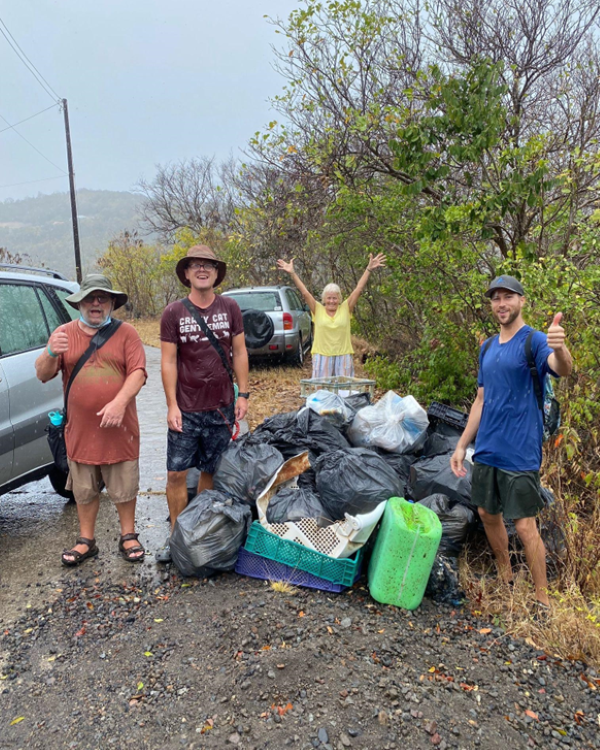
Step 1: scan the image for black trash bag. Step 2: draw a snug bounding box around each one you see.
[253,409,349,460]
[170,490,252,578]
[297,468,318,492]
[344,392,371,415]
[186,466,201,501]
[418,494,476,556]
[296,408,350,459]
[425,554,464,605]
[375,448,418,487]
[242,309,275,349]
[314,447,402,520]
[408,453,473,508]
[213,436,284,505]
[253,410,299,439]
[421,431,461,458]
[266,486,329,525]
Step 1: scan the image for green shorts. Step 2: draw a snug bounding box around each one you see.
[471,462,543,520]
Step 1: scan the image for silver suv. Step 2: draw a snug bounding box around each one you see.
[222,285,313,365]
[0,264,78,498]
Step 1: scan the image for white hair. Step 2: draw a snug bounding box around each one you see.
[321,283,342,304]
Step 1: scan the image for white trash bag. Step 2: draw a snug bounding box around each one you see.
[347,391,429,454]
[306,389,353,428]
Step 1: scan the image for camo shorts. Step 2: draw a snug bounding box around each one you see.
[167,405,235,474]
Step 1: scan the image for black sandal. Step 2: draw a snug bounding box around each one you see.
[119,532,145,563]
[61,537,99,567]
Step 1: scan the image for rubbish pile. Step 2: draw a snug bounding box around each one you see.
[170,388,552,610]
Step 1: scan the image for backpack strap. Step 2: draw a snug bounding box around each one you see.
[480,335,497,360]
[524,330,544,413]
[63,319,123,423]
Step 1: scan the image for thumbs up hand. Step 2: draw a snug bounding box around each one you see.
[547,312,565,351]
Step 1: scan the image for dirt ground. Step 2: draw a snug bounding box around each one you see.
[1,334,598,749]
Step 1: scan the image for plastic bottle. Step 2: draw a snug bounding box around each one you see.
[368,496,442,610]
[48,411,64,427]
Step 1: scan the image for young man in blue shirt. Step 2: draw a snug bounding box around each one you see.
[451,276,572,611]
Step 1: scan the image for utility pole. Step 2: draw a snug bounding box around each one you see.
[62,99,82,283]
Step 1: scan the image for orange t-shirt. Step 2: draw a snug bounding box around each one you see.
[56,321,147,465]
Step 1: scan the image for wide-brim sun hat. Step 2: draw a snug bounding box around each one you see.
[484,275,525,298]
[175,245,227,288]
[65,273,128,310]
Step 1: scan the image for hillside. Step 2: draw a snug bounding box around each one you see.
[0,189,150,279]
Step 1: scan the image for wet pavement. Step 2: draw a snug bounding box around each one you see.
[0,346,172,622]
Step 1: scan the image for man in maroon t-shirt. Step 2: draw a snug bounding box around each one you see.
[157,245,249,562]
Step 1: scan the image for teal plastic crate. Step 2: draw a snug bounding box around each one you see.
[244,521,362,586]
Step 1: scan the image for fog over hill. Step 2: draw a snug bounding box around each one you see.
[0,190,151,279]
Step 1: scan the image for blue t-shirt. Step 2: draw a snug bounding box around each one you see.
[474,326,557,472]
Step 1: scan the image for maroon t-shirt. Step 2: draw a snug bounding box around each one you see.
[160,296,244,412]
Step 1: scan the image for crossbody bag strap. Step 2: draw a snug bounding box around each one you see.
[524,330,544,413]
[181,298,234,384]
[63,319,123,423]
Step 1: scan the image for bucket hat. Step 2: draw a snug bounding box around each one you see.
[65,273,128,310]
[484,275,525,298]
[176,245,226,288]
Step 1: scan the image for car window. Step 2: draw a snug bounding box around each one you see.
[286,289,304,311]
[225,291,282,312]
[53,287,79,320]
[0,283,50,356]
[38,287,64,332]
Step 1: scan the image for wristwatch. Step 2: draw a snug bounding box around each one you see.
[237,392,250,399]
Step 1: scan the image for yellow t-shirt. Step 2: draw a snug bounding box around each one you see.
[311,300,354,356]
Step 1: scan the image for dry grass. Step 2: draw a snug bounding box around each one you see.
[270,580,299,595]
[460,543,600,666]
[125,315,162,348]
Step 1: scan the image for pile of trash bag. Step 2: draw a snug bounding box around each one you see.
[170,490,252,577]
[314,447,402,520]
[347,391,429,454]
[213,436,284,505]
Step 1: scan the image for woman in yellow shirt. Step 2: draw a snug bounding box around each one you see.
[276,254,386,378]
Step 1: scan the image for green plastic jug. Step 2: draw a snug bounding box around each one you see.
[368,497,442,610]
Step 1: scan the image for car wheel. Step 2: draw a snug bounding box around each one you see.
[288,334,304,367]
[48,465,75,502]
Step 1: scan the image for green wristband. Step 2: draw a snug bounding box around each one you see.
[47,345,58,358]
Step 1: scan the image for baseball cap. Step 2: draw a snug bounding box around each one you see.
[484,275,525,298]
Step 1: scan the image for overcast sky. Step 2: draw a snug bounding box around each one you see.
[0,0,300,202]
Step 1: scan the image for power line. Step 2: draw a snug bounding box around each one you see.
[0,104,59,134]
[0,111,67,175]
[0,17,62,103]
[0,175,66,190]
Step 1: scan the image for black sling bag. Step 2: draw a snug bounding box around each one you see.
[46,320,123,474]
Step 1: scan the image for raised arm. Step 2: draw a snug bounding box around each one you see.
[346,253,386,313]
[276,258,316,314]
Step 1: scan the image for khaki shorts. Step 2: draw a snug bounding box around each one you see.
[66,459,140,505]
